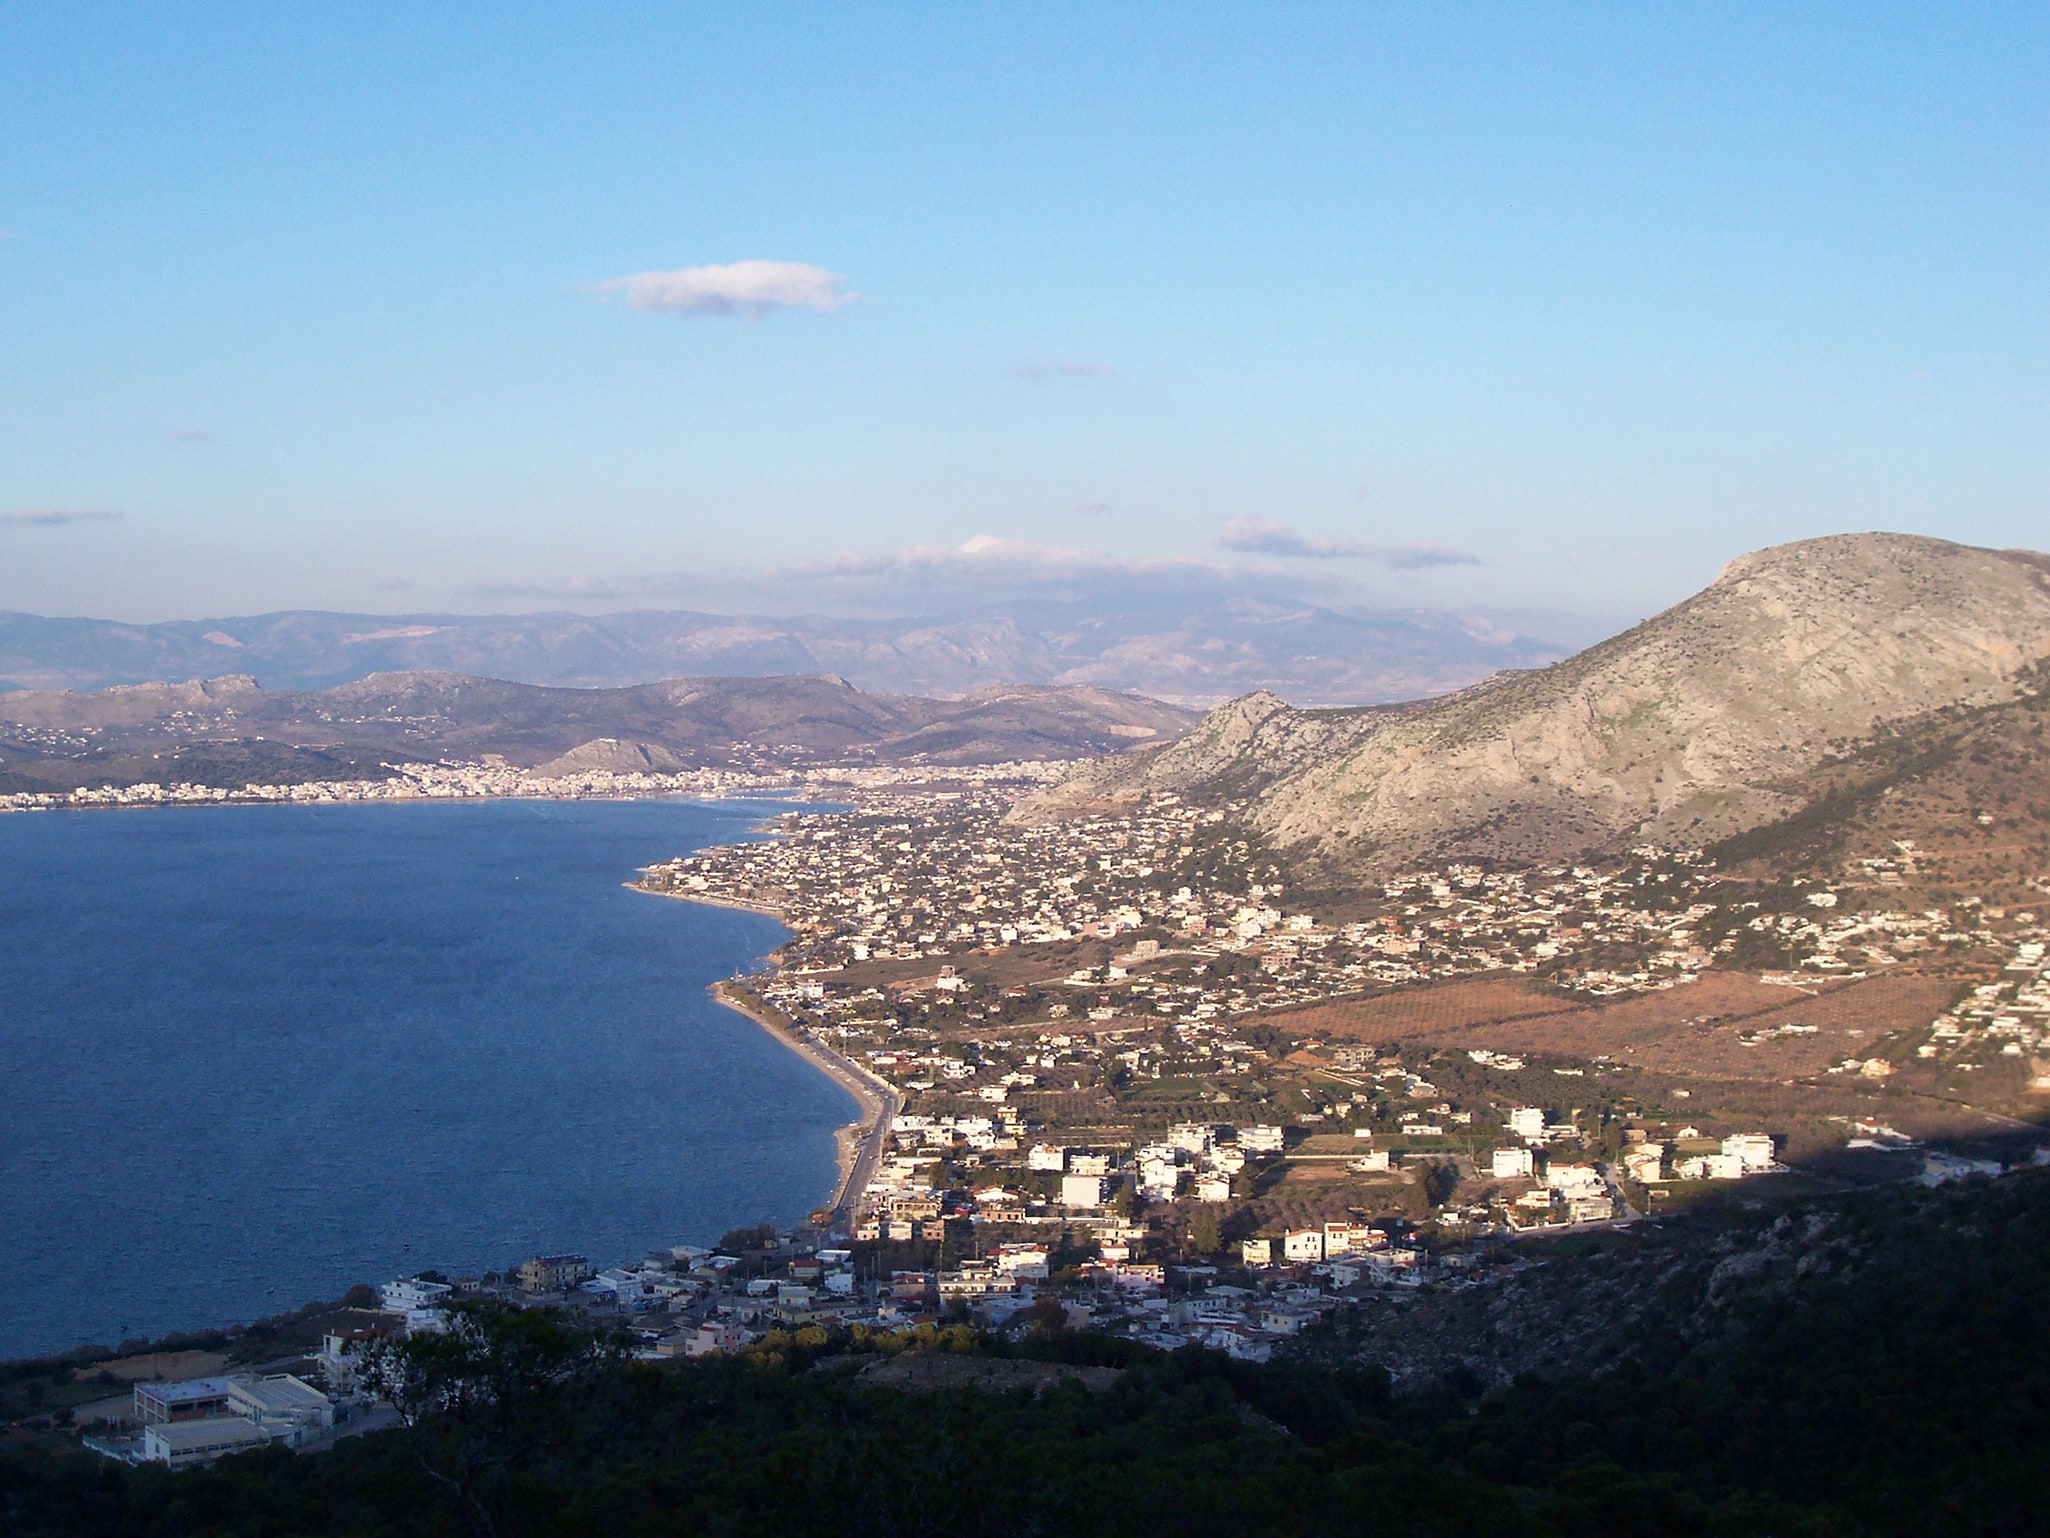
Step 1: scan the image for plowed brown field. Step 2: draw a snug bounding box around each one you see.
[1270,969,1958,1081]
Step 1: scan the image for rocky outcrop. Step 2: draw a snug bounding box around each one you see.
[1022,534,2050,873]
[528,738,686,777]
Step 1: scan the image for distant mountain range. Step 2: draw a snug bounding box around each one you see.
[1025,534,2050,876]
[0,598,1568,706]
[0,672,1200,792]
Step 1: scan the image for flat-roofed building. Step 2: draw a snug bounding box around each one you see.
[1283,1228,1324,1262]
[1060,1173,1106,1208]
[134,1377,234,1425]
[518,1254,594,1292]
[228,1374,335,1441]
[141,1417,273,1468]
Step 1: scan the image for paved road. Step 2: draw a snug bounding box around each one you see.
[795,1028,901,1235]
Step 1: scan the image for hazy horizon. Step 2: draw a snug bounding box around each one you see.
[4,7,2045,634]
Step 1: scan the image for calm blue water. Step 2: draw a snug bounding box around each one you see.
[0,797,854,1361]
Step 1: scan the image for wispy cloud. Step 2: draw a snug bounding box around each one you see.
[592,260,856,318]
[1217,517,1478,569]
[1012,360,1120,381]
[1074,499,1112,516]
[470,534,1330,615]
[167,427,212,444]
[0,507,122,527]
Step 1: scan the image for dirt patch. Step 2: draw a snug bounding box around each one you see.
[854,1352,1122,1394]
[75,1349,229,1384]
[1613,973,1957,1080]
[1274,977,1583,1043]
[1267,970,1956,1083]
[71,1393,138,1425]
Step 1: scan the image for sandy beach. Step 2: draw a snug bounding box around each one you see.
[634,874,898,1228]
[707,979,899,1228]
[631,880,791,924]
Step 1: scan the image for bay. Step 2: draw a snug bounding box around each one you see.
[0,797,852,1361]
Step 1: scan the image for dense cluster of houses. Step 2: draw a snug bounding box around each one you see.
[0,757,1065,812]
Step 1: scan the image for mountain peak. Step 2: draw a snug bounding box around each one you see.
[1028,533,2050,874]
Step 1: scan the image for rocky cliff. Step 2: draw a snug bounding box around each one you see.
[1022,534,2050,873]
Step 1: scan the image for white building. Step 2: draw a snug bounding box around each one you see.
[1491,1147,1535,1179]
[1676,1153,1746,1180]
[1623,1148,1665,1183]
[1506,1107,1545,1141]
[683,1319,755,1356]
[1546,1163,1602,1195]
[1238,1125,1286,1154]
[141,1418,273,1468]
[228,1375,335,1443]
[1283,1228,1325,1262]
[380,1277,452,1333]
[1061,1173,1107,1208]
[379,1278,452,1313]
[1721,1134,1775,1171]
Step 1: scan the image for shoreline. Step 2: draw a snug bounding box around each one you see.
[633,881,791,924]
[707,978,898,1231]
[628,876,888,1224]
[0,785,828,818]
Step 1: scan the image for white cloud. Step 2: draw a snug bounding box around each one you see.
[1074,499,1112,516]
[1217,517,1478,568]
[0,507,122,527]
[592,260,855,318]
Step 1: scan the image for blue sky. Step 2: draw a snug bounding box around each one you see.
[1,3,2044,630]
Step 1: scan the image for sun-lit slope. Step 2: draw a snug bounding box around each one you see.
[0,671,1200,784]
[1025,534,2050,873]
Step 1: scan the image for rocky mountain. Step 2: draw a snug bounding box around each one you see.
[0,671,1198,790]
[0,598,1568,707]
[1023,534,2050,874]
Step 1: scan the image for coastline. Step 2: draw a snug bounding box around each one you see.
[633,882,791,923]
[707,978,898,1232]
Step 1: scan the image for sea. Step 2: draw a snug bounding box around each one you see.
[0,796,856,1361]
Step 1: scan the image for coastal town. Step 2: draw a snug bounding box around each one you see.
[29,770,2050,1466]
[0,756,1068,814]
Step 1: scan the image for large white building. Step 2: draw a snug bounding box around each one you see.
[1491,1146,1535,1179]
[1283,1228,1324,1262]
[1061,1173,1106,1208]
[142,1418,273,1468]
[1506,1107,1546,1141]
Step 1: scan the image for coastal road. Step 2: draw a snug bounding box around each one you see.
[800,1029,902,1235]
[711,982,899,1237]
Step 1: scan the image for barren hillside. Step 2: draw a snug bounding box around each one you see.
[1022,534,2050,875]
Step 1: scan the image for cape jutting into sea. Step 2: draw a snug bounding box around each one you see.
[0,796,856,1361]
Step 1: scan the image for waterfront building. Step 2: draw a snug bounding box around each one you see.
[519,1254,595,1292]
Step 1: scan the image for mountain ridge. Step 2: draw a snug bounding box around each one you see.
[0,670,1200,790]
[1021,533,2050,874]
[0,598,1570,706]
